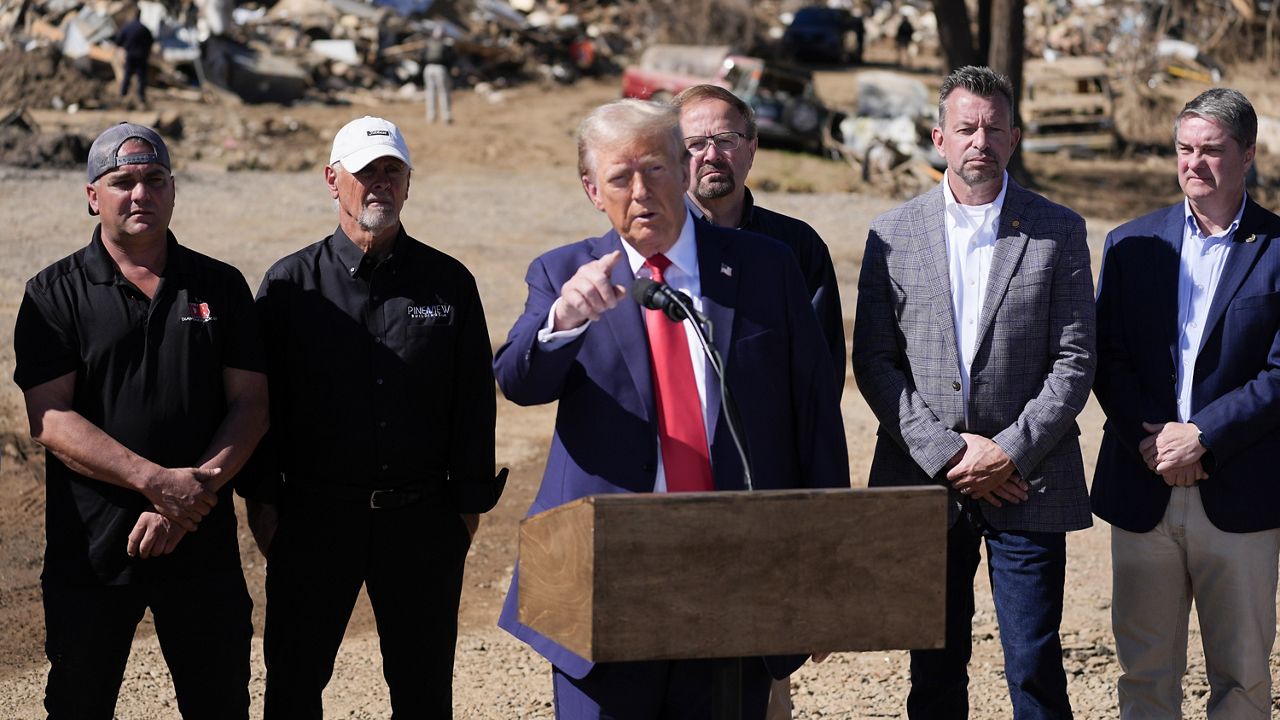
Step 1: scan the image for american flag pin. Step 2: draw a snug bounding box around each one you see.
[720,263,733,277]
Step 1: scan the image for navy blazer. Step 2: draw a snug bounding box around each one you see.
[1092,197,1280,533]
[494,217,849,679]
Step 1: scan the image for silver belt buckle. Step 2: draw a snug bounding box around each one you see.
[369,489,392,510]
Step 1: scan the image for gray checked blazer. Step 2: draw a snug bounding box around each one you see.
[852,179,1096,533]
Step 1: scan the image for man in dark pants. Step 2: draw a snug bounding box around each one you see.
[494,98,848,720]
[246,115,506,719]
[672,83,846,718]
[672,84,846,398]
[853,67,1095,719]
[14,122,268,719]
[114,14,153,104]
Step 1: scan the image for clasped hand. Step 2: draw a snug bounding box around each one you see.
[127,465,221,558]
[1139,421,1207,487]
[946,433,1028,507]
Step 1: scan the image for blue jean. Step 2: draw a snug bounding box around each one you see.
[908,512,1072,720]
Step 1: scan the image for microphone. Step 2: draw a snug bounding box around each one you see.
[632,277,699,323]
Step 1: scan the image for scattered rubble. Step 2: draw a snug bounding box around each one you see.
[0,0,657,113]
[0,104,91,169]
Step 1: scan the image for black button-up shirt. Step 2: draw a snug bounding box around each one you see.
[249,226,501,511]
[13,228,265,585]
[695,187,846,397]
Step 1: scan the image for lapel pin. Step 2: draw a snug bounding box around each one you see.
[720,263,733,277]
[1241,233,1257,243]
[1011,220,1021,229]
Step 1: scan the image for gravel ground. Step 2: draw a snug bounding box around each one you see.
[1,77,1278,719]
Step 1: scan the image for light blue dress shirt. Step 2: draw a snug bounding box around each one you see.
[1176,196,1246,422]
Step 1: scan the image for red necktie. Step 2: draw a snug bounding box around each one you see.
[642,254,714,492]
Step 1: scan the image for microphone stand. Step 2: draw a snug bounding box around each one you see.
[662,291,750,720]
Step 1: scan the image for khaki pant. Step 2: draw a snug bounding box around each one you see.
[1111,486,1280,719]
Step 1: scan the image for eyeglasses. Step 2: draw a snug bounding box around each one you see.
[683,131,747,155]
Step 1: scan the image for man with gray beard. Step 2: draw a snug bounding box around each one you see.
[244,116,507,718]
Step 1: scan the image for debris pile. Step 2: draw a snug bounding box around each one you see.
[0,106,92,169]
[0,0,706,111]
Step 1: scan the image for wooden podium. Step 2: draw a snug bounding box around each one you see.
[517,486,947,663]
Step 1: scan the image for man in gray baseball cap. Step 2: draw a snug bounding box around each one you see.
[13,121,267,718]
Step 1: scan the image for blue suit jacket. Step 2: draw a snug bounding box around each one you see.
[1092,197,1280,533]
[494,218,849,680]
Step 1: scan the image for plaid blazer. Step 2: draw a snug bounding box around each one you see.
[852,179,1096,532]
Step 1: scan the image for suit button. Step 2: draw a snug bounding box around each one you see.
[952,381,961,391]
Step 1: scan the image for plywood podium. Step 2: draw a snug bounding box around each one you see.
[517,486,947,663]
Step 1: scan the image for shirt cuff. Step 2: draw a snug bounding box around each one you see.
[536,299,591,350]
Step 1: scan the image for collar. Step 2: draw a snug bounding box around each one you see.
[737,186,758,228]
[620,209,698,278]
[683,192,703,220]
[85,226,187,285]
[941,170,1008,223]
[332,224,404,277]
[1183,193,1246,243]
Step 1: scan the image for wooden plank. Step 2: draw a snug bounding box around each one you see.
[518,487,946,662]
[518,498,596,658]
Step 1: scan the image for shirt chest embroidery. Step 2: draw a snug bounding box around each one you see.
[182,302,216,323]
[407,304,452,320]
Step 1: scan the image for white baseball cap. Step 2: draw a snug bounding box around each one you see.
[329,116,413,173]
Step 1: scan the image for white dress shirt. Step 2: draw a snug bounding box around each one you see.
[942,171,1008,424]
[1175,196,1244,422]
[538,211,709,492]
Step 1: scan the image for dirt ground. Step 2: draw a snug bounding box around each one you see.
[2,65,1280,719]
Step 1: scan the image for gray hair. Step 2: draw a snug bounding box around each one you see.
[671,84,757,140]
[577,99,686,179]
[1175,88,1257,150]
[938,65,1016,129]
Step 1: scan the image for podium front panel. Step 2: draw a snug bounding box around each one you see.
[519,487,946,662]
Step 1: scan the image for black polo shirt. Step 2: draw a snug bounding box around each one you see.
[247,226,501,512]
[13,228,265,586]
[695,187,847,397]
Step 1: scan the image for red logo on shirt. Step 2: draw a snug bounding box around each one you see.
[182,302,215,323]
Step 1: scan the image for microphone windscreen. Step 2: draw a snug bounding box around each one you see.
[631,277,662,309]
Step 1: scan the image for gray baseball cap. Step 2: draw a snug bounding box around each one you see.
[86,122,171,184]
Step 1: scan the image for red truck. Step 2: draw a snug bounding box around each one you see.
[621,44,846,155]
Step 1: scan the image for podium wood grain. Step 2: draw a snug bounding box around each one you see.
[518,487,946,662]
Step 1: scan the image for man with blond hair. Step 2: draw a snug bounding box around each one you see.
[494,99,848,718]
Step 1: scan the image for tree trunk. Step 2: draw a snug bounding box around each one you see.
[931,0,979,71]
[988,0,1029,185]
[976,0,993,66]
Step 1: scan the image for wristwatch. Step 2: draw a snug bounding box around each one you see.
[1198,432,1215,473]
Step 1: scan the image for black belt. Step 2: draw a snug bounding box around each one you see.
[284,477,440,510]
